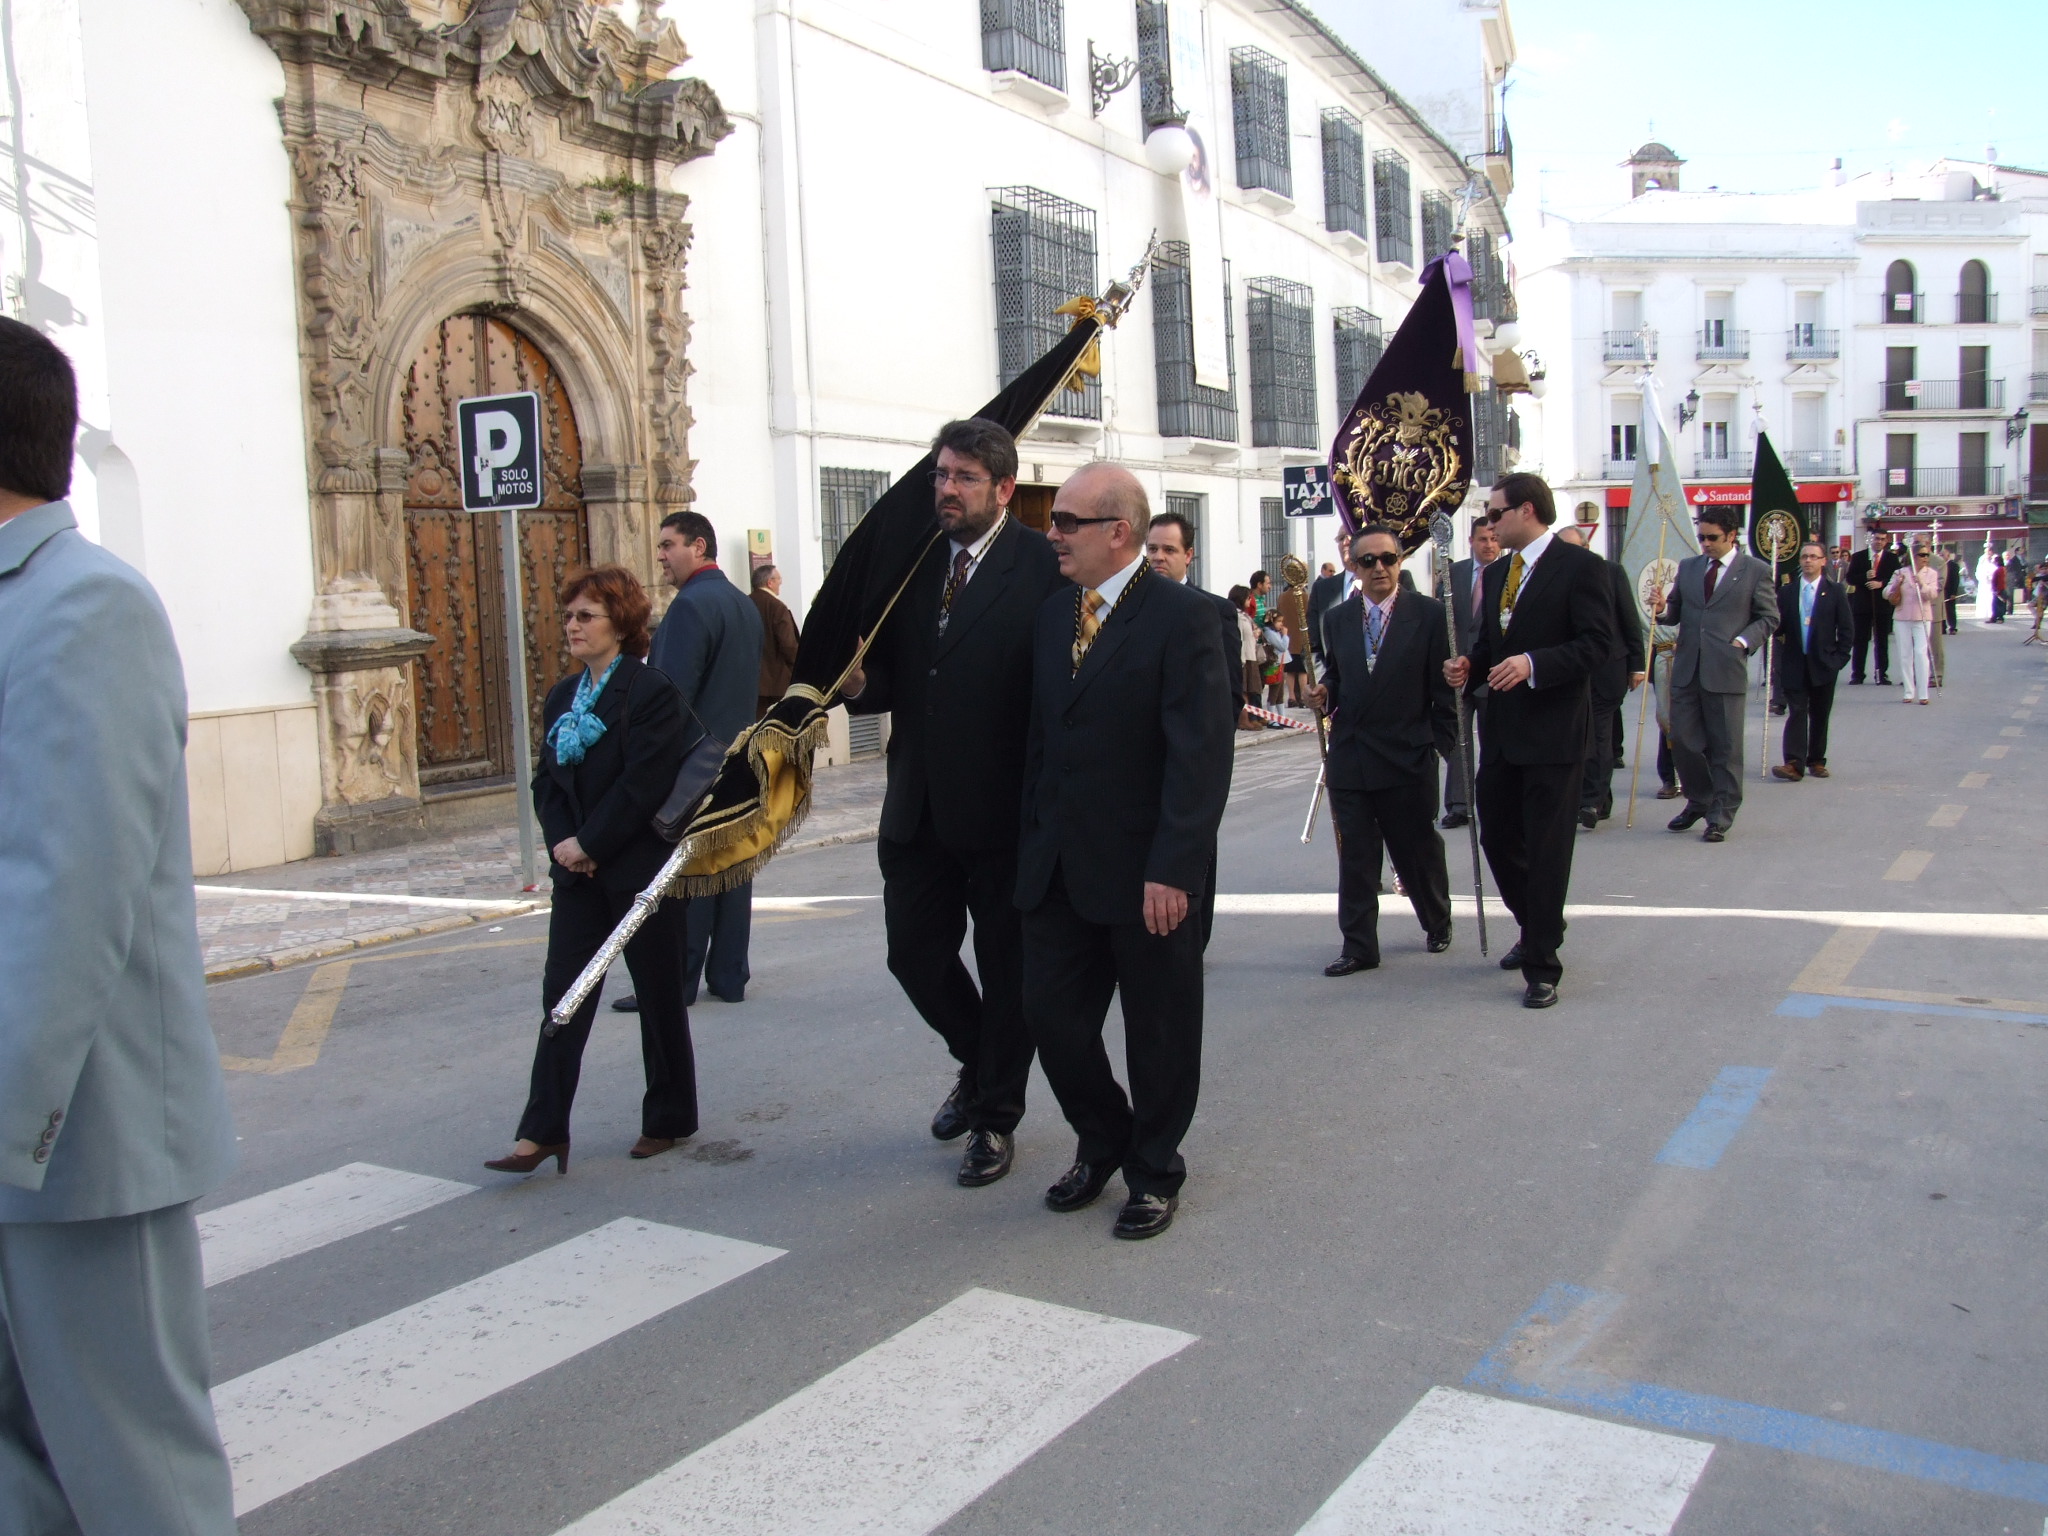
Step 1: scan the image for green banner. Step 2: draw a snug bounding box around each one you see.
[1748,432,1807,587]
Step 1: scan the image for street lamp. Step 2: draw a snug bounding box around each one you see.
[2006,403,2030,448]
[1675,389,1700,430]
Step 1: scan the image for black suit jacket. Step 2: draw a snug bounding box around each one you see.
[1591,555,1647,705]
[1194,582,1246,714]
[1774,577,1855,688]
[1465,537,1618,766]
[1016,567,1232,926]
[1306,571,1351,667]
[1320,591,1456,792]
[1845,547,1902,617]
[849,517,1067,852]
[533,656,686,895]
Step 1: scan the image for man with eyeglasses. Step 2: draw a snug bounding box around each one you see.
[1659,505,1778,841]
[842,418,1063,1191]
[1443,474,1617,1009]
[1017,463,1231,1240]
[1770,539,1853,780]
[1308,524,1457,975]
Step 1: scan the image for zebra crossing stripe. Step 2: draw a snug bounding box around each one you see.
[553,1287,1195,1536]
[198,1162,477,1286]
[214,1218,783,1516]
[1294,1387,1711,1536]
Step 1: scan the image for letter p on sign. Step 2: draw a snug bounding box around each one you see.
[456,391,543,512]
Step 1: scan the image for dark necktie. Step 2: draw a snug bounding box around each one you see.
[1703,557,1721,603]
[937,546,973,630]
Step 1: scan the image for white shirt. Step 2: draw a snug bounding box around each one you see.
[1088,552,1144,611]
[947,511,1006,588]
[1499,529,1554,683]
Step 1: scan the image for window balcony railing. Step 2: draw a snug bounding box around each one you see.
[1781,448,1842,475]
[1696,328,1749,361]
[2032,286,2048,318]
[1693,452,1753,479]
[1601,456,1639,480]
[1954,290,1998,324]
[1882,290,1924,324]
[1603,329,1656,363]
[2030,371,2048,402]
[981,0,1066,93]
[1881,378,2007,412]
[1785,326,1839,360]
[1882,466,2006,499]
[2029,474,2048,503]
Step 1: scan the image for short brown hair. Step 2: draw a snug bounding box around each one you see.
[1493,472,1557,526]
[558,565,653,658]
[931,417,1018,483]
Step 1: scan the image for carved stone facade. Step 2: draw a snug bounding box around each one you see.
[237,0,729,852]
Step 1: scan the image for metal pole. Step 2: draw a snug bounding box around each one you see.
[499,506,540,891]
[1431,515,1487,956]
[1624,491,1673,830]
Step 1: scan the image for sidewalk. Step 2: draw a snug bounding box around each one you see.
[195,719,1311,980]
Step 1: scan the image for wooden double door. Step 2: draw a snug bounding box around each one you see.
[403,315,590,792]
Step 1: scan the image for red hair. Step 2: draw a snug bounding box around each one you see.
[557,565,653,658]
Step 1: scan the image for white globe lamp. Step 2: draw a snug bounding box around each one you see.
[1144,124,1196,177]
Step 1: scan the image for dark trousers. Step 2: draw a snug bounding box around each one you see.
[682,884,752,1003]
[1021,867,1203,1199]
[1782,678,1836,766]
[876,816,1034,1134]
[1612,704,1626,767]
[1851,605,1891,679]
[1657,731,1675,787]
[1943,598,1959,633]
[1476,755,1583,986]
[1198,843,1219,950]
[1581,695,1622,815]
[1330,778,1451,959]
[519,881,697,1146]
[1670,683,1747,824]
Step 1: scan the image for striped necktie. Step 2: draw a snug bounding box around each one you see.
[1071,589,1107,672]
[1499,551,1525,616]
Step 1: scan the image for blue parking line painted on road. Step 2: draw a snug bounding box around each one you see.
[1778,993,2048,1027]
[1467,1284,2048,1507]
[1654,1067,1773,1169]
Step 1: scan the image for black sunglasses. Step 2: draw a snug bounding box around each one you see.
[1049,511,1121,534]
[1353,550,1402,569]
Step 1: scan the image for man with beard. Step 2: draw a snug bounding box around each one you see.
[843,419,1064,1188]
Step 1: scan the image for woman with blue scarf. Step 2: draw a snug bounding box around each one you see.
[486,565,693,1175]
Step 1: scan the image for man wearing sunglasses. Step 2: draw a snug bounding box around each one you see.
[1308,524,1457,975]
[1017,464,1232,1240]
[842,419,1064,1191]
[1443,474,1617,1008]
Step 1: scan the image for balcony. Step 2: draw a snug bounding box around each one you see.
[1882,466,2006,499]
[1785,326,1839,360]
[2031,372,2048,402]
[1601,456,1639,480]
[2030,474,2048,503]
[1693,452,1753,479]
[1881,291,1923,324]
[1696,327,1749,361]
[2032,286,2048,317]
[1954,290,1998,324]
[982,0,1067,105]
[1881,378,2006,412]
[1781,449,1842,475]
[1603,329,1656,363]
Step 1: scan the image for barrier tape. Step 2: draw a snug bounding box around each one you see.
[1243,704,1315,732]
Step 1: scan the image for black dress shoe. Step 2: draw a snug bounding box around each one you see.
[1768,702,1787,716]
[1426,929,1452,954]
[1523,981,1559,1009]
[1324,954,1379,976]
[1655,782,1682,800]
[1848,676,1865,684]
[1577,808,1598,831]
[1112,1192,1178,1240]
[930,1074,973,1142]
[1045,1158,1117,1213]
[1667,806,1705,832]
[1498,940,1524,970]
[610,993,640,1013]
[956,1129,1014,1187]
[1702,823,1729,843]
[1439,810,1470,829]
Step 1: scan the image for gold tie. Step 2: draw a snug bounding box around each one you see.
[1498,551,1525,616]
[1072,588,1107,672]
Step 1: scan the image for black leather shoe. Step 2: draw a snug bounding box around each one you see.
[1498,940,1524,970]
[1324,954,1379,976]
[1045,1159,1117,1213]
[956,1129,1014,1187]
[610,993,640,1013]
[1426,929,1452,954]
[1112,1193,1178,1240]
[930,1074,973,1142]
[1523,981,1559,1009]
[1577,808,1598,831]
[1768,702,1787,716]
[1667,807,1706,832]
[1655,782,1682,800]
[1702,823,1729,843]
[1848,676,1865,684]
[1439,810,1470,829]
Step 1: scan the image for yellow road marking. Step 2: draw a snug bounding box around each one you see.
[1958,772,1989,789]
[1883,850,1932,882]
[221,960,353,1074]
[1790,925,2048,1015]
[1926,805,1966,828]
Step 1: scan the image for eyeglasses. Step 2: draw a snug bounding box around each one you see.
[928,469,991,489]
[1049,511,1121,534]
[1353,550,1403,570]
[1484,505,1509,523]
[563,608,609,625]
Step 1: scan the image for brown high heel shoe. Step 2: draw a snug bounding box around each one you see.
[485,1141,568,1174]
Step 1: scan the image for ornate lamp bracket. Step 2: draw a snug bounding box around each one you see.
[1089,40,1140,116]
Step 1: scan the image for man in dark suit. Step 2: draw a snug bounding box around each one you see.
[1444,473,1617,1009]
[1309,523,1457,974]
[1660,506,1778,841]
[1554,520,1645,829]
[1306,524,1359,667]
[749,563,799,719]
[1144,510,1241,949]
[1770,539,1854,781]
[1441,513,1500,829]
[1017,463,1231,1240]
[844,419,1065,1189]
[1844,530,1901,683]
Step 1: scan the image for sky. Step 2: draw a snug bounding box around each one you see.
[1501,0,2048,228]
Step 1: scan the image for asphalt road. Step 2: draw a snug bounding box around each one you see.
[208,622,2048,1536]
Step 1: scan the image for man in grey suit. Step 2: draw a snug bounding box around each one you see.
[1440,514,1499,829]
[1659,505,1778,842]
[0,318,238,1531]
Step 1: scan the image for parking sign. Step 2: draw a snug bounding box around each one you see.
[457,392,543,512]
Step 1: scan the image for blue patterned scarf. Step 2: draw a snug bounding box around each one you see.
[548,656,621,766]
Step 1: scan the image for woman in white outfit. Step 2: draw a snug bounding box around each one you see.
[1884,542,1941,704]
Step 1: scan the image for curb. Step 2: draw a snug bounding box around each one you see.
[204,900,547,983]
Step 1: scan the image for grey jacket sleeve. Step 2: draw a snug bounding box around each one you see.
[1739,560,1780,651]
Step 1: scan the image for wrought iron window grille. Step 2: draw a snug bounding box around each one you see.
[982,0,1066,92]
[1247,276,1318,450]
[1260,497,1289,574]
[819,467,891,572]
[991,186,1100,421]
[1152,241,1239,442]
[1420,192,1454,265]
[1134,2,1180,128]
[1229,46,1291,198]
[1321,109,1367,239]
[1332,305,1384,410]
[1373,150,1413,267]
